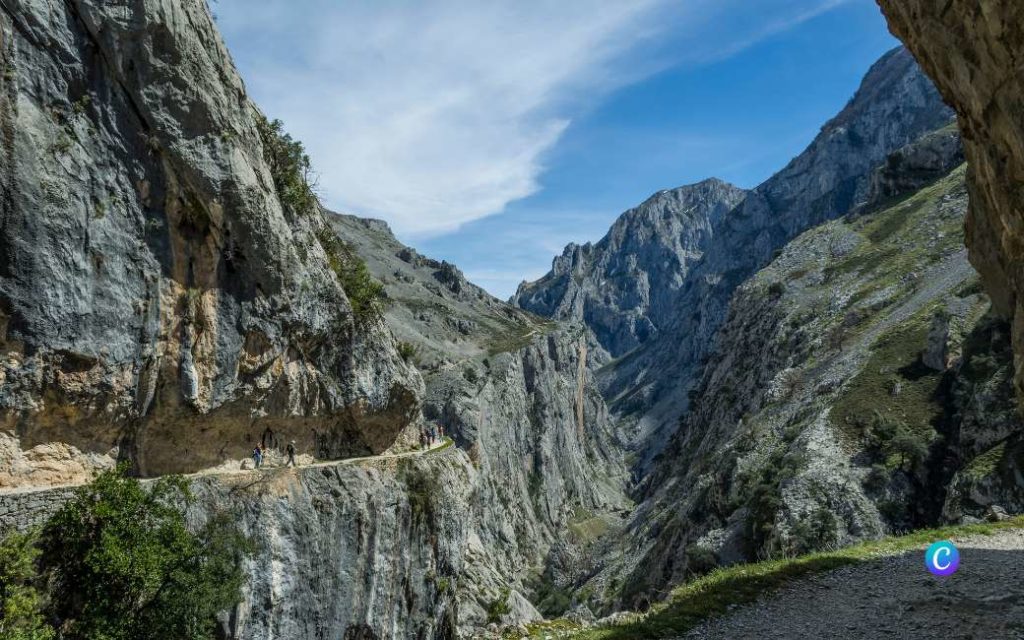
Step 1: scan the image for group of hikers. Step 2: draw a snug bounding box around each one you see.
[251,426,297,469]
[251,440,297,469]
[249,422,448,469]
[418,423,444,450]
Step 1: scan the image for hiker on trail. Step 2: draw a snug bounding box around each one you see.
[286,440,296,467]
[429,424,438,446]
[438,423,445,440]
[252,445,263,469]
[419,428,428,451]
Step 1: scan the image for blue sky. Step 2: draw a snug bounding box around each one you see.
[214,0,898,299]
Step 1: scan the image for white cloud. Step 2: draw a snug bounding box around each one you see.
[215,0,852,239]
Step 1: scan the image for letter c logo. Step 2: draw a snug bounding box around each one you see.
[925,540,959,576]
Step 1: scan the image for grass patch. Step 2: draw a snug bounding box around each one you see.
[547,517,1024,639]
[830,317,943,451]
[568,509,611,546]
[485,316,553,356]
[962,441,1007,481]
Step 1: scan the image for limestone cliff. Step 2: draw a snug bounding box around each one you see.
[330,212,631,623]
[0,0,421,485]
[517,48,955,466]
[512,179,747,358]
[876,1,1024,400]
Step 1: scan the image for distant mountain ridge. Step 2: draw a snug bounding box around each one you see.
[516,47,956,465]
[513,178,747,358]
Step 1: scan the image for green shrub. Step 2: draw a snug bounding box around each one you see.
[862,464,889,493]
[684,544,718,577]
[463,366,479,384]
[486,587,512,624]
[738,449,806,557]
[254,114,317,214]
[38,466,252,640]
[0,531,54,640]
[400,464,438,527]
[768,281,786,297]
[397,341,419,363]
[885,425,929,472]
[316,227,384,321]
[789,508,838,555]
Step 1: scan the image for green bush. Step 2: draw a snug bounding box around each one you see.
[684,543,718,577]
[397,341,419,363]
[38,466,252,640]
[0,531,53,640]
[788,508,838,555]
[486,587,512,624]
[400,464,438,528]
[316,227,384,321]
[463,366,479,384]
[885,425,929,472]
[254,114,317,214]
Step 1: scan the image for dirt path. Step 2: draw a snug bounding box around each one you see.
[681,528,1024,639]
[0,439,453,497]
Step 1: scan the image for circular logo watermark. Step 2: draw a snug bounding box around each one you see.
[924,540,959,577]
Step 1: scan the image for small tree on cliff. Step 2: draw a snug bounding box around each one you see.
[38,466,252,640]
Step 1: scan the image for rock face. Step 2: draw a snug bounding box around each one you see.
[0,209,631,637]
[0,451,473,639]
[512,179,747,357]
[586,144,1006,612]
[517,47,955,465]
[0,0,421,484]
[876,1,1024,400]
[329,212,630,624]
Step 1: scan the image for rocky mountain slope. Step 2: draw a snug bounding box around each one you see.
[0,1,631,637]
[875,2,1024,402]
[508,46,1024,619]
[513,179,747,359]
[538,118,1024,622]
[0,0,421,485]
[517,48,956,467]
[328,212,631,623]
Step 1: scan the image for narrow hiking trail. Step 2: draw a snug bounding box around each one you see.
[0,438,454,497]
[680,528,1024,640]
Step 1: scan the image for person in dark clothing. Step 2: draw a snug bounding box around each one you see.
[286,440,296,467]
[252,445,263,469]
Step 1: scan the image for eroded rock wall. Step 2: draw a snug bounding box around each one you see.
[0,0,421,485]
[876,1,1024,399]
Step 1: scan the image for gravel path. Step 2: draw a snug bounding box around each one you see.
[0,439,452,497]
[682,528,1024,640]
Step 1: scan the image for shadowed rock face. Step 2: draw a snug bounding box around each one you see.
[876,1,1024,400]
[0,0,421,483]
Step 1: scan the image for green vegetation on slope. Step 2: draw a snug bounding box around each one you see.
[0,532,53,640]
[317,226,386,321]
[255,113,317,215]
[831,318,941,467]
[521,517,1024,639]
[0,467,252,640]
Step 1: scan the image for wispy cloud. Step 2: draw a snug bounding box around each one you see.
[215,0,852,239]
